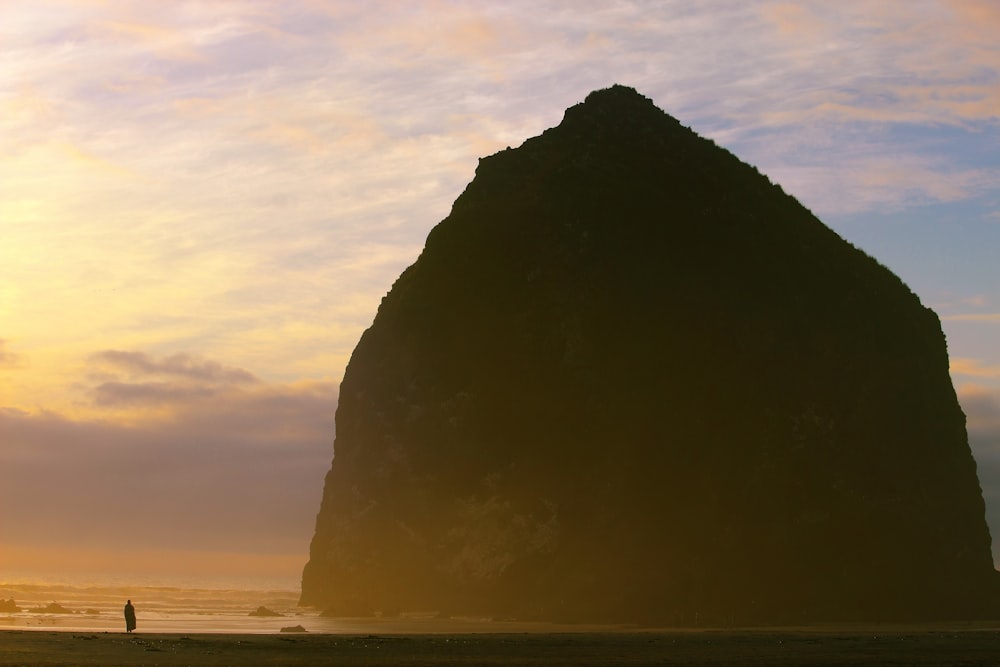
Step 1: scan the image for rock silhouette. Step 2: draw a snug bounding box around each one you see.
[302,85,998,624]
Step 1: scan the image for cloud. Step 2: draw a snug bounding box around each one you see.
[0,339,24,368]
[691,2,1000,216]
[943,313,1000,322]
[83,351,259,410]
[952,358,1000,378]
[5,3,996,392]
[749,2,1000,126]
[58,141,136,178]
[97,20,205,63]
[943,0,1000,71]
[760,155,999,216]
[0,350,336,562]
[758,3,841,50]
[90,350,258,384]
[91,380,219,407]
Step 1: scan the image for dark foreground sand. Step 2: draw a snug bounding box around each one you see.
[3,628,1000,666]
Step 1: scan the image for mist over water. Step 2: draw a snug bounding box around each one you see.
[0,576,301,634]
[0,575,626,635]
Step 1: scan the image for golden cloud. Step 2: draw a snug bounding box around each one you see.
[952,358,1000,378]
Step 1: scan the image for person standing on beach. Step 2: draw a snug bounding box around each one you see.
[124,599,136,633]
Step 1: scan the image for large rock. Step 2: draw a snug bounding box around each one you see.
[302,85,997,624]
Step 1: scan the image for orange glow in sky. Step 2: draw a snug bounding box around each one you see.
[2,1,999,587]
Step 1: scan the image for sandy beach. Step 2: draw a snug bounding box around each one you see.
[5,583,1000,664]
[4,628,1000,666]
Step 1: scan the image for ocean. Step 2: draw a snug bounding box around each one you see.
[0,576,305,634]
[0,576,620,635]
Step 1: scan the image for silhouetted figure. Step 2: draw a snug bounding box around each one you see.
[124,599,136,633]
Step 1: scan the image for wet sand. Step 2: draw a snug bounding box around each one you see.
[3,628,1000,666]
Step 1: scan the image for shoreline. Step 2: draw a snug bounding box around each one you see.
[3,626,1000,666]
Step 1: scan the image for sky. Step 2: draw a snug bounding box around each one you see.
[2,1,999,590]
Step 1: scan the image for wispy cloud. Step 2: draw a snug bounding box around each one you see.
[952,358,1000,378]
[96,19,206,63]
[943,313,1000,322]
[91,350,258,384]
[82,351,260,411]
[0,339,24,368]
[91,380,219,407]
[762,155,999,216]
[749,2,1000,125]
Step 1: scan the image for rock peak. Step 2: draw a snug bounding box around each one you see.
[579,83,658,110]
[553,84,681,142]
[302,87,997,624]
